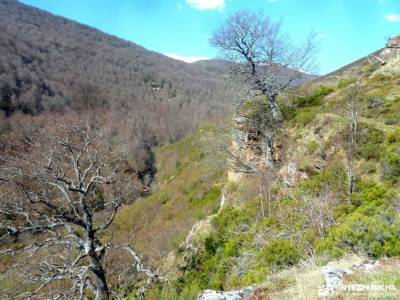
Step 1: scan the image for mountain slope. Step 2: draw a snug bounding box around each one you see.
[0,0,234,141]
[108,36,400,299]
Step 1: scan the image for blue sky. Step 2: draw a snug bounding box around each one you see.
[21,0,400,74]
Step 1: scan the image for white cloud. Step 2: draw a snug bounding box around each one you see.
[385,13,400,22]
[164,53,210,63]
[186,0,224,10]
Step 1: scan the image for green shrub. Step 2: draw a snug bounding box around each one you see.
[293,108,318,127]
[360,143,382,160]
[387,129,400,144]
[368,74,392,88]
[299,163,347,196]
[361,62,379,75]
[236,96,269,118]
[279,101,296,121]
[361,160,377,174]
[262,240,301,267]
[384,116,398,125]
[173,206,254,294]
[204,236,219,255]
[358,126,385,145]
[296,85,334,108]
[353,181,393,212]
[358,125,385,161]
[178,282,202,300]
[306,140,319,155]
[337,77,357,89]
[381,149,400,184]
[316,181,399,258]
[321,213,392,257]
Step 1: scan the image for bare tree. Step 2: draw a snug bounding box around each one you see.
[211,9,316,166]
[299,191,336,238]
[0,124,166,299]
[345,86,359,203]
[210,9,316,118]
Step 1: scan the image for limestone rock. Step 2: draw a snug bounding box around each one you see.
[228,97,279,181]
[279,161,309,187]
[318,266,353,297]
[386,35,400,49]
[352,260,379,271]
[197,287,256,300]
[380,35,400,59]
[367,97,384,109]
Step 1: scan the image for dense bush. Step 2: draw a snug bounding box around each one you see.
[387,129,400,144]
[261,240,301,267]
[357,125,385,160]
[292,108,319,127]
[337,77,357,89]
[382,148,400,184]
[281,85,333,125]
[360,143,382,160]
[316,181,400,258]
[295,85,334,108]
[236,96,270,118]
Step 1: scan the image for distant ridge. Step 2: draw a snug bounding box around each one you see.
[0,0,234,140]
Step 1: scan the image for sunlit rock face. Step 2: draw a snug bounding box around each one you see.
[197,287,256,300]
[228,97,273,182]
[380,35,400,58]
[228,114,267,182]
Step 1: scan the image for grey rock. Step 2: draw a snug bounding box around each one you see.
[352,260,379,271]
[233,115,250,127]
[197,287,256,300]
[367,97,384,109]
[318,266,353,297]
[386,35,400,49]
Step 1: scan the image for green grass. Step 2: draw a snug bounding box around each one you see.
[135,53,400,298]
[111,122,230,260]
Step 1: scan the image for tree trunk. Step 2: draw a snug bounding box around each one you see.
[348,163,354,203]
[248,58,256,76]
[265,134,274,167]
[268,94,280,119]
[93,265,110,300]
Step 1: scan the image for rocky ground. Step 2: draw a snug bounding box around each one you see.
[197,256,400,299]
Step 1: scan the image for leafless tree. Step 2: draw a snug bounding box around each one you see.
[345,86,360,203]
[210,9,316,118]
[0,124,167,299]
[258,166,275,218]
[299,190,336,238]
[210,9,316,167]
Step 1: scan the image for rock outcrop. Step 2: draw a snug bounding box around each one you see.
[318,266,353,296]
[380,35,400,59]
[228,114,266,181]
[197,287,256,300]
[228,96,277,182]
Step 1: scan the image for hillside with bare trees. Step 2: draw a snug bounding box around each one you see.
[0,0,235,143]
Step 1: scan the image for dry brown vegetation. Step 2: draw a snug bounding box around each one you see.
[0,0,236,144]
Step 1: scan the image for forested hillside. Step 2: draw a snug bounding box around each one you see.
[0,0,234,143]
[6,1,399,299]
[132,36,400,299]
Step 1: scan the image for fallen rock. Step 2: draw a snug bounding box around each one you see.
[367,97,384,109]
[318,266,353,297]
[380,35,400,58]
[352,260,379,271]
[198,287,256,300]
[280,161,308,187]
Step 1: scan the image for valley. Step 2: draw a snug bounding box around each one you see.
[0,1,400,299]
